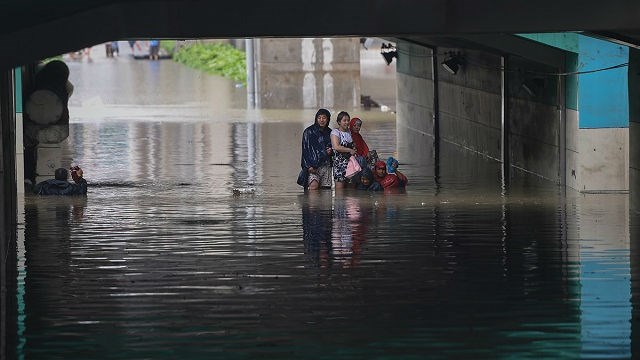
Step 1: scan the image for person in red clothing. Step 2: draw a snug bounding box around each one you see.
[349,117,369,157]
[373,160,386,183]
[373,160,400,189]
[349,117,379,169]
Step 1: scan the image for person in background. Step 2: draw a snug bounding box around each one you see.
[331,111,357,189]
[349,117,378,170]
[111,41,119,56]
[34,166,87,196]
[106,42,114,57]
[300,108,334,190]
[149,39,160,60]
[106,41,119,57]
[83,47,92,62]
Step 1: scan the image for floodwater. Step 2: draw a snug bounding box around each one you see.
[15,41,637,359]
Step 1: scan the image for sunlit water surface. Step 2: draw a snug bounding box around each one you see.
[16,44,635,359]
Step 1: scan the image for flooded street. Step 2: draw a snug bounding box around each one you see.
[16,41,635,359]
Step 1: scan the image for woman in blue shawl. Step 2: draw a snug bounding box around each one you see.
[299,109,334,190]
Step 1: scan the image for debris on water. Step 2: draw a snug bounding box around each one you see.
[233,187,256,195]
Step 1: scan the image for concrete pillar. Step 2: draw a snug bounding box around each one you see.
[34,144,62,184]
[629,48,640,207]
[255,38,360,110]
[15,68,23,195]
[575,37,629,193]
[1,67,18,360]
[631,202,640,358]
[630,47,640,359]
[21,60,72,186]
[520,34,629,193]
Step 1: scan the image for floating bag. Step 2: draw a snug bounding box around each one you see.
[345,156,362,179]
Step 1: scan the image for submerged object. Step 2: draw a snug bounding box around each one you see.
[232,187,256,195]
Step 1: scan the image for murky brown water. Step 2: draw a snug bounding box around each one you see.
[14,41,635,359]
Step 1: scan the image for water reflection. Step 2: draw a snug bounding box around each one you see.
[301,192,333,268]
[13,45,636,359]
[301,192,375,269]
[336,196,370,268]
[22,197,87,359]
[20,118,635,358]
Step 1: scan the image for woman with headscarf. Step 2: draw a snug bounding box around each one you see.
[300,108,334,190]
[373,160,403,190]
[349,117,378,170]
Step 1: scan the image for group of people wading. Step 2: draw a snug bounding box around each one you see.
[299,108,408,192]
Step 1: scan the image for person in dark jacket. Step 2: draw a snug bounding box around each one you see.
[300,108,334,190]
[34,167,87,196]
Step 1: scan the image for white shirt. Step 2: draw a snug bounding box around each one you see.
[331,128,353,145]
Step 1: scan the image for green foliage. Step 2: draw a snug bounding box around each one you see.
[173,42,246,84]
[160,40,176,54]
[42,55,64,63]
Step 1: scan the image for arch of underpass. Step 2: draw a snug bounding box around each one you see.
[3,0,640,70]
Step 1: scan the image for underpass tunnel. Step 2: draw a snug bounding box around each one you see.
[2,3,640,357]
[0,4,638,202]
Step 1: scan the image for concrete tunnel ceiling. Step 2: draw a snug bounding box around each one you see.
[2,0,640,70]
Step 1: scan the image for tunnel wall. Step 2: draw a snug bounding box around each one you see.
[575,36,628,192]
[395,41,435,171]
[1,68,18,360]
[520,34,630,192]
[507,56,561,182]
[396,40,563,183]
[398,34,632,191]
[437,48,502,161]
[629,48,640,208]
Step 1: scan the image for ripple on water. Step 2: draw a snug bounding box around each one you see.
[18,113,632,359]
